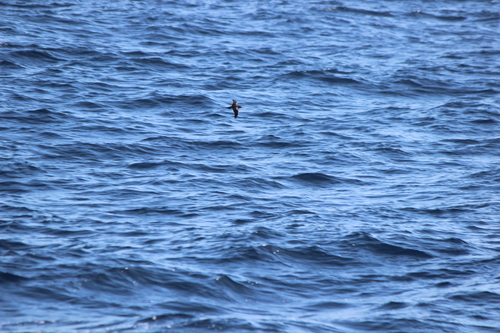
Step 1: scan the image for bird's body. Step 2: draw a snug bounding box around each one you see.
[226,100,242,118]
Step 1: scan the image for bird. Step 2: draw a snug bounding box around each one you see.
[226,100,242,118]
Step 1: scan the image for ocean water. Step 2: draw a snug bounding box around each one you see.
[1,0,499,332]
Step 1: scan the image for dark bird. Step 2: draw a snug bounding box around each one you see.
[226,100,242,118]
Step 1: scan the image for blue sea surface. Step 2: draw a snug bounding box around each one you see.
[1,1,499,332]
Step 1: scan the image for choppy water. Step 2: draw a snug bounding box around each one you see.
[1,1,500,332]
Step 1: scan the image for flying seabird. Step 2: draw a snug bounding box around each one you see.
[226,100,242,118]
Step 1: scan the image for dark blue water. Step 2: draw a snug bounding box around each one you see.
[1,1,499,332]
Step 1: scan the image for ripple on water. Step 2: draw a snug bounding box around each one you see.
[1,1,499,332]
